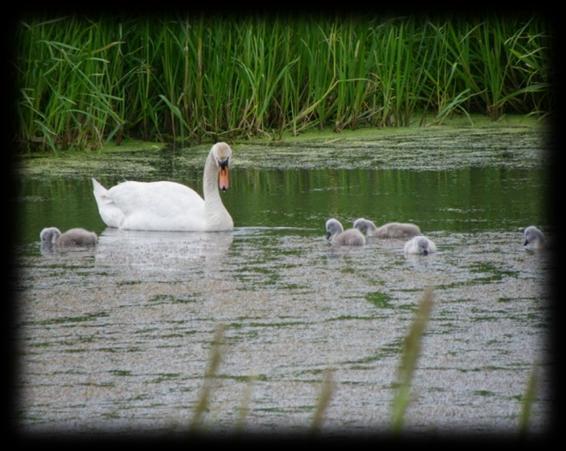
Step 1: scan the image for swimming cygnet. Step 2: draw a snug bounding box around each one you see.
[353,217,421,239]
[404,235,437,256]
[40,227,98,248]
[353,218,379,236]
[325,218,366,246]
[523,225,545,250]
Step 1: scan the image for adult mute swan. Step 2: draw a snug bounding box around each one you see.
[92,142,234,231]
[325,218,366,246]
[40,227,98,248]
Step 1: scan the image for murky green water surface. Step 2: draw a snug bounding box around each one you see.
[14,126,552,434]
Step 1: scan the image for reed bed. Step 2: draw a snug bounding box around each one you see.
[16,16,549,152]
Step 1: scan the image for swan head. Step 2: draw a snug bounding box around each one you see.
[40,227,61,244]
[211,142,233,191]
[325,218,344,240]
[353,218,377,236]
[523,225,544,247]
[417,237,430,255]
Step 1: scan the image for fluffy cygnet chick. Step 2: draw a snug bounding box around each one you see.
[353,218,379,236]
[404,235,437,256]
[325,218,366,246]
[353,218,421,239]
[523,225,545,250]
[40,227,98,248]
[375,222,421,239]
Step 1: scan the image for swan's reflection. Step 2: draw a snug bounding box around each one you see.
[40,240,57,256]
[40,241,97,258]
[94,228,234,277]
[403,252,438,271]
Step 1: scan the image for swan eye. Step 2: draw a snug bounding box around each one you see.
[218,158,229,169]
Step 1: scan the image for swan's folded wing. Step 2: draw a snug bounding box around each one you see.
[108,181,207,230]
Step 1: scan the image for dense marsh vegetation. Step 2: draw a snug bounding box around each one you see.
[16,15,549,152]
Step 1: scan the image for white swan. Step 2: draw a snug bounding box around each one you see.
[92,142,234,231]
[325,218,366,246]
[353,217,421,239]
[523,225,545,250]
[40,227,98,248]
[404,235,437,256]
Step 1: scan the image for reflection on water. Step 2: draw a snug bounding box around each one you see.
[40,241,98,258]
[95,229,234,277]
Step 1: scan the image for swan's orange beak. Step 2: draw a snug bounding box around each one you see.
[219,167,229,191]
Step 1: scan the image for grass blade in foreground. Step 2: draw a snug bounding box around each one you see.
[189,324,225,433]
[311,368,336,433]
[518,363,538,436]
[235,375,256,432]
[390,287,434,434]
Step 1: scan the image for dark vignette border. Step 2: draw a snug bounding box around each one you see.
[3,2,562,448]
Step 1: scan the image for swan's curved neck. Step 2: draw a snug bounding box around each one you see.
[202,151,233,230]
[203,152,222,205]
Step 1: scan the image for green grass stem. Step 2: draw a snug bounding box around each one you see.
[390,287,434,434]
[518,363,539,436]
[310,368,336,434]
[189,324,225,433]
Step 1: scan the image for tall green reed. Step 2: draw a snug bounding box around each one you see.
[16,16,548,152]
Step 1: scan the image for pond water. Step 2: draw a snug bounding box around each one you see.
[13,127,553,435]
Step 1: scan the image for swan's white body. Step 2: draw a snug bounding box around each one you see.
[92,143,234,232]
